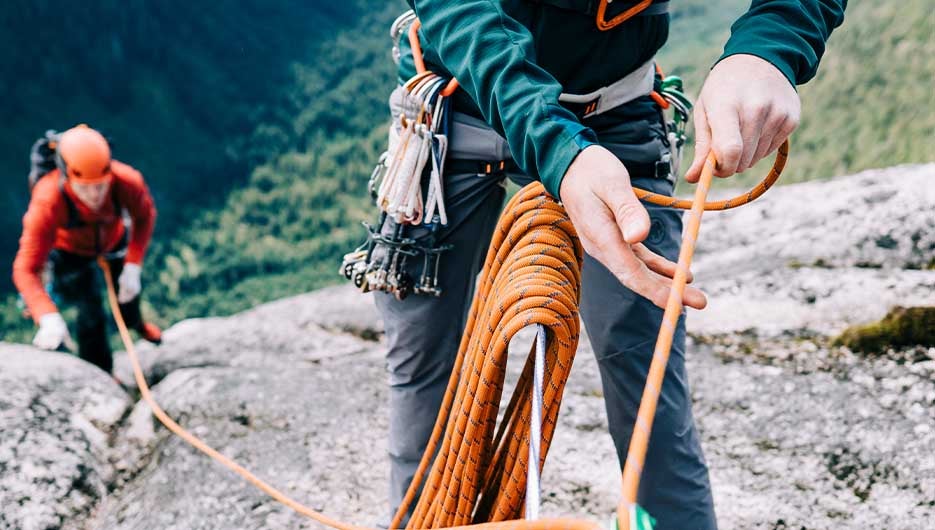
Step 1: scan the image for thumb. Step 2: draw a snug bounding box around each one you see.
[685,100,711,183]
[607,180,651,244]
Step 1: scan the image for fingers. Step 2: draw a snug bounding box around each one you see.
[737,100,768,172]
[749,129,776,171]
[684,99,710,184]
[607,254,707,311]
[767,113,798,158]
[583,223,705,311]
[605,176,650,244]
[706,100,743,177]
[745,102,800,170]
[631,243,694,283]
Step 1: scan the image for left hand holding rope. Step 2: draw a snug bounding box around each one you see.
[560,145,708,310]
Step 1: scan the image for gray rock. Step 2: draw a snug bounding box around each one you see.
[690,164,935,336]
[0,345,132,530]
[112,285,381,391]
[3,167,933,529]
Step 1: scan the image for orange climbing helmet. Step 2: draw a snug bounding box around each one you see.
[56,124,112,183]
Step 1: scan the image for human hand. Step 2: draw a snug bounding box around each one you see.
[559,145,706,310]
[33,312,73,351]
[118,263,142,304]
[685,54,800,182]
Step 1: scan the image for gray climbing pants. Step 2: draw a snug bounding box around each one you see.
[375,103,716,530]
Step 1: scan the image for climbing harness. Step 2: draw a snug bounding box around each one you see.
[343,10,690,301]
[558,60,656,118]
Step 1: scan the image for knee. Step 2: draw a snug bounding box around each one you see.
[386,345,454,390]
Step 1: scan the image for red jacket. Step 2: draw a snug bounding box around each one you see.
[12,160,156,322]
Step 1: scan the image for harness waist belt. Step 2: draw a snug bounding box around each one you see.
[558,59,655,118]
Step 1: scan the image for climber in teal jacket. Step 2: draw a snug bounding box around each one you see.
[380,1,847,528]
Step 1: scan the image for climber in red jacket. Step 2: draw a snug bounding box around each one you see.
[13,125,161,373]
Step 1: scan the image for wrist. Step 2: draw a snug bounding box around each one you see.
[39,312,64,326]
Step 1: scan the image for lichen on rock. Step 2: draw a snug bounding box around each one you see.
[834,306,935,354]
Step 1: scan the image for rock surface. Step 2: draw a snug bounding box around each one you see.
[0,347,132,530]
[1,165,933,529]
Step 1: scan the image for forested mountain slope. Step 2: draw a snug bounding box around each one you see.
[2,0,931,339]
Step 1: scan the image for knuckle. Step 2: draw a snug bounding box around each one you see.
[749,99,771,121]
[612,200,641,222]
[718,140,743,161]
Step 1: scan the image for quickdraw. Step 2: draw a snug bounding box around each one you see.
[341,26,455,301]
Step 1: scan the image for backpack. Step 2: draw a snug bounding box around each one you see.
[27,129,121,229]
[28,129,61,190]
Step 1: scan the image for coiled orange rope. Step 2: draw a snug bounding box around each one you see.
[395,184,586,528]
[102,140,787,530]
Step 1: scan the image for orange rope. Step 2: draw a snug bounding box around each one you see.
[99,252,599,530]
[619,150,716,530]
[394,144,788,529]
[99,257,366,530]
[636,141,789,210]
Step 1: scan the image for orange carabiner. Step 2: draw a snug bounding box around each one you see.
[595,0,653,31]
[408,19,460,97]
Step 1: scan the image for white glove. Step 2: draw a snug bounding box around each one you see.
[118,263,142,304]
[33,312,73,351]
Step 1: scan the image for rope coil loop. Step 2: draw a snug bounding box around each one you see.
[395,184,585,528]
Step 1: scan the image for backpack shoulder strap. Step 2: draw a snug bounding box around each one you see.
[58,176,84,229]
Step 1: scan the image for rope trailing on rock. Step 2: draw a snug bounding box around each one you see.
[102,139,788,530]
[99,257,366,530]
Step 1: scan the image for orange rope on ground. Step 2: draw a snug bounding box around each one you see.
[102,138,787,528]
[99,257,366,530]
[100,251,599,530]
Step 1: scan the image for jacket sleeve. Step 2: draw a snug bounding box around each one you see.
[12,191,60,322]
[410,0,598,197]
[116,164,157,265]
[720,0,847,85]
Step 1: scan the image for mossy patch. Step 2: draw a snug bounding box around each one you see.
[834,306,935,354]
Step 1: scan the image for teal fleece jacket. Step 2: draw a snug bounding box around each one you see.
[402,0,847,197]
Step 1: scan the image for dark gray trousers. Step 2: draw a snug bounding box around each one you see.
[375,98,717,530]
[375,107,716,530]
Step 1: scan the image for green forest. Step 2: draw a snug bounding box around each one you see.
[2,0,933,342]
